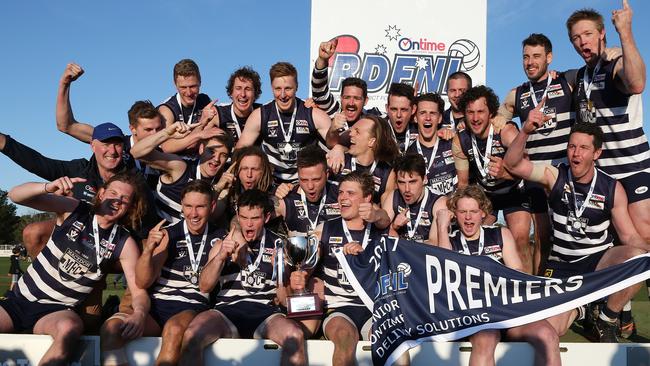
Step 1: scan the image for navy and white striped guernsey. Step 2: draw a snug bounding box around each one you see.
[330,153,393,204]
[283,182,340,234]
[390,188,441,242]
[159,93,211,126]
[318,218,386,309]
[217,103,262,146]
[260,98,324,184]
[213,229,281,307]
[391,123,419,153]
[458,122,522,195]
[406,138,457,195]
[514,75,574,166]
[14,202,129,306]
[574,57,650,179]
[155,159,216,225]
[442,108,464,131]
[548,163,616,263]
[149,221,225,306]
[449,225,504,264]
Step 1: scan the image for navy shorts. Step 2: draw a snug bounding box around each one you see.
[619,171,650,204]
[524,181,549,214]
[0,291,71,332]
[323,305,372,340]
[487,188,531,217]
[150,298,208,328]
[543,250,606,279]
[215,302,283,339]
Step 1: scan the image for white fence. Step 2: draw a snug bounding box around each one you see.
[0,335,649,366]
[0,244,17,257]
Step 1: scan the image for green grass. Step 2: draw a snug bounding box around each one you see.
[1,257,648,342]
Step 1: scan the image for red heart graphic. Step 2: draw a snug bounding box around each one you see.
[329,35,360,67]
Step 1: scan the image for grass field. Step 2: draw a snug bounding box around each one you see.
[1,257,649,343]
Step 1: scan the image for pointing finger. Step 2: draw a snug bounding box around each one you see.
[70,177,88,184]
[154,219,166,231]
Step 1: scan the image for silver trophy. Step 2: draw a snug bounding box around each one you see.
[283,231,322,318]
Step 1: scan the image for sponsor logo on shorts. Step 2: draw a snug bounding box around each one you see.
[635,186,648,195]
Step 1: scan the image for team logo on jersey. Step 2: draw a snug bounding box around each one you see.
[268,127,278,138]
[66,229,79,242]
[241,269,267,294]
[329,236,343,244]
[58,248,93,281]
[483,245,501,254]
[325,203,341,216]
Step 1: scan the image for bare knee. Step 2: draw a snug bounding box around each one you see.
[162,321,187,341]
[54,317,83,343]
[101,318,125,345]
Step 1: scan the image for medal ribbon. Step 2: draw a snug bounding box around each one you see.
[470,124,494,179]
[460,226,484,256]
[92,216,118,274]
[175,93,198,125]
[405,188,430,239]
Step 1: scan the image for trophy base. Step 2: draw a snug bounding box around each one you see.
[286,293,323,318]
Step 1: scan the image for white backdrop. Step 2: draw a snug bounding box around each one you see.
[310,0,487,110]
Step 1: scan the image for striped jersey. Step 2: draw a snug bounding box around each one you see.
[217,103,262,146]
[260,98,324,184]
[330,153,393,204]
[406,138,457,195]
[514,75,574,166]
[390,188,441,242]
[548,164,616,263]
[318,217,385,309]
[282,182,340,234]
[574,57,650,179]
[14,202,129,306]
[449,225,504,264]
[149,221,225,306]
[155,159,213,224]
[213,229,281,307]
[458,122,522,195]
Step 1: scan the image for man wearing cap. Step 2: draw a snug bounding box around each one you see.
[0,123,133,332]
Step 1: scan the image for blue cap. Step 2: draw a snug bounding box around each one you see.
[92,123,124,141]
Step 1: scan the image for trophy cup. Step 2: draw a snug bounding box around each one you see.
[283,232,323,318]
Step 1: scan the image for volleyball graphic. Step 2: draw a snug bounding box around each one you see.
[448,39,481,71]
[397,262,412,277]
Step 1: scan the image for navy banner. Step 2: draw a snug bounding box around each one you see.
[335,236,650,366]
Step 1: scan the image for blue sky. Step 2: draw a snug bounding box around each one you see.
[1,0,649,214]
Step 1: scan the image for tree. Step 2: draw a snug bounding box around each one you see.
[13,211,56,244]
[0,190,20,244]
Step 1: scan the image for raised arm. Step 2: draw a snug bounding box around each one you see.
[426,196,448,245]
[312,107,336,148]
[235,108,262,149]
[612,0,646,94]
[311,39,340,117]
[8,177,83,219]
[451,134,469,188]
[503,103,558,191]
[160,100,219,153]
[135,220,169,289]
[56,63,94,143]
[435,208,453,250]
[129,121,192,180]
[199,227,237,293]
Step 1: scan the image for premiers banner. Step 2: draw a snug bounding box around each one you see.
[335,236,650,366]
[309,0,486,110]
